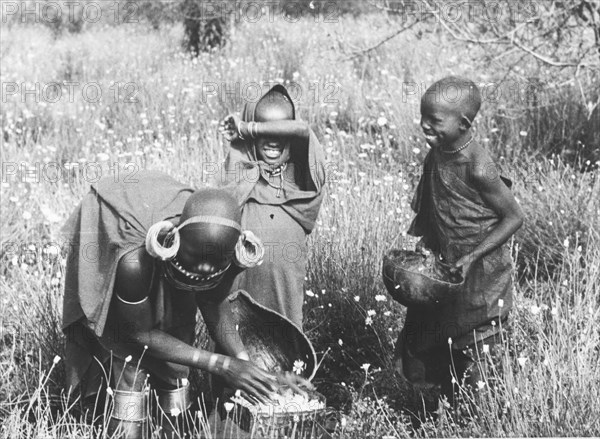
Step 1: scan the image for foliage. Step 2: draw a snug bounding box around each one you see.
[1,10,599,438]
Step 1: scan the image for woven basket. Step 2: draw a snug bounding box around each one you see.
[382,249,464,307]
[232,390,327,438]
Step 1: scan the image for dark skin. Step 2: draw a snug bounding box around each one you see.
[113,245,313,404]
[219,114,309,168]
[419,93,524,276]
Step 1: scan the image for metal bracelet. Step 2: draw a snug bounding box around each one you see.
[111,388,150,422]
[222,356,231,371]
[237,121,246,140]
[156,383,192,415]
[248,121,258,139]
[208,353,219,371]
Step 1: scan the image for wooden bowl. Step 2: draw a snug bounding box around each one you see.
[382,249,464,307]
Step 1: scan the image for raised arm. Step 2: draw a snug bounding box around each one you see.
[112,248,276,403]
[220,114,309,142]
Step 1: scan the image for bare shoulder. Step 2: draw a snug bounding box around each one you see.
[466,143,502,189]
[114,247,154,303]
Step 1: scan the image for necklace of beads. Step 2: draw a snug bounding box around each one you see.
[442,136,474,154]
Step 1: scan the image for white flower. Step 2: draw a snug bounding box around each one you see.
[482,344,489,354]
[341,417,347,428]
[22,211,32,220]
[367,309,376,317]
[45,246,60,256]
[181,378,188,386]
[106,387,114,396]
[361,363,371,373]
[448,337,453,345]
[498,299,504,308]
[374,295,387,302]
[517,357,528,367]
[40,205,62,223]
[354,295,360,302]
[365,316,373,326]
[170,408,181,417]
[224,402,234,413]
[412,147,421,154]
[519,131,528,137]
[293,360,306,375]
[477,380,486,390]
[338,339,343,346]
[530,305,540,315]
[53,355,61,364]
[305,290,315,297]
[377,116,388,126]
[125,355,132,363]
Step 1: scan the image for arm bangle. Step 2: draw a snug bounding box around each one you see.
[116,294,149,305]
[222,356,231,371]
[248,122,258,139]
[237,121,246,140]
[207,353,218,371]
[192,350,201,366]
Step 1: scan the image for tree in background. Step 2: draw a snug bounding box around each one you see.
[182,0,227,54]
[352,0,599,162]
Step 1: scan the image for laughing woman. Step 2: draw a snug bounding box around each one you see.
[219,84,327,327]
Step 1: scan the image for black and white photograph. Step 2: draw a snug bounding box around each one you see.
[1,1,599,437]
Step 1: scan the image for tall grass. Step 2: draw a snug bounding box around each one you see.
[1,14,599,438]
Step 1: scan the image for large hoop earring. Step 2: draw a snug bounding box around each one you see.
[145,221,180,260]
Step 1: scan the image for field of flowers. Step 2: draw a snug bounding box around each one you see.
[1,9,599,438]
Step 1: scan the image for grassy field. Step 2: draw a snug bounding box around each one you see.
[1,10,599,438]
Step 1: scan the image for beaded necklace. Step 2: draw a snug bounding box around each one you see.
[441,136,474,154]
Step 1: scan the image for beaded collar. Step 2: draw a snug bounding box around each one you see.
[441,136,474,154]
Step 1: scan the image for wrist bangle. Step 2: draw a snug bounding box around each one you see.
[248,122,258,139]
[237,121,246,140]
[192,350,201,365]
[222,356,231,371]
[208,354,218,371]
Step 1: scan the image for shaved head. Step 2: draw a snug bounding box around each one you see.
[178,188,241,266]
[423,76,481,123]
[181,188,240,224]
[255,87,295,122]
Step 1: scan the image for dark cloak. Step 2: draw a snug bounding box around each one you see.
[404,150,514,351]
[220,85,326,326]
[62,171,194,392]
